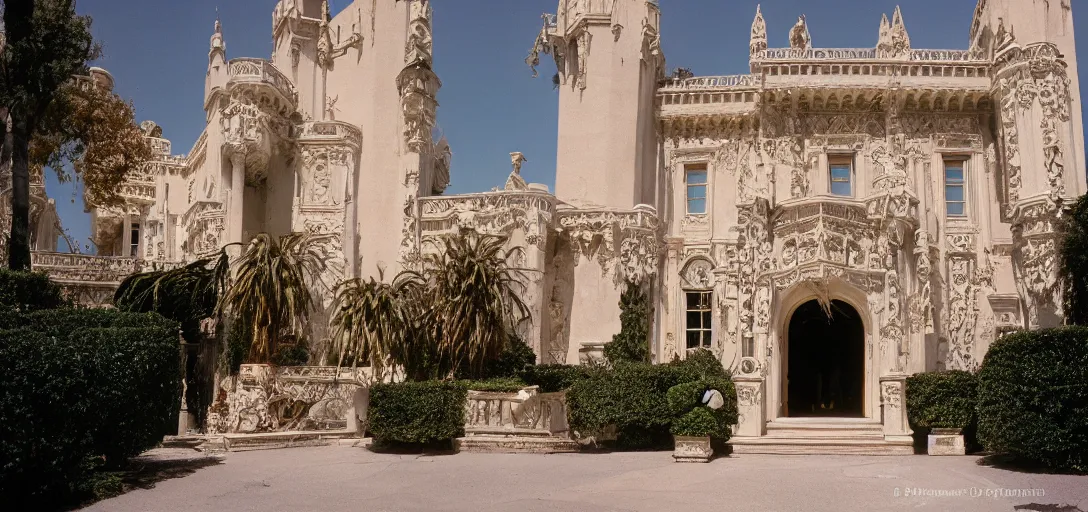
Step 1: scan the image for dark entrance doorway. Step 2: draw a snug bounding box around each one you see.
[786,299,865,417]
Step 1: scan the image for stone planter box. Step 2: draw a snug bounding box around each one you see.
[673,435,713,463]
[457,386,579,453]
[927,428,966,456]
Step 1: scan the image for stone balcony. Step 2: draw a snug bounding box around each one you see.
[227,58,298,106]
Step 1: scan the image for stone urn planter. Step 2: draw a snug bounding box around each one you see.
[673,435,713,463]
[927,428,965,456]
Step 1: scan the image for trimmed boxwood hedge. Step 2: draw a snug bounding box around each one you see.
[566,352,736,449]
[0,308,182,507]
[0,269,67,313]
[906,370,978,430]
[667,377,738,440]
[521,364,599,393]
[368,381,468,446]
[977,327,1088,473]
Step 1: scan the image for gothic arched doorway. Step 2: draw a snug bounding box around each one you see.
[785,299,865,417]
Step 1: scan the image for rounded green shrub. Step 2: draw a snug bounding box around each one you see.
[977,327,1088,473]
[567,359,738,449]
[0,308,181,507]
[906,370,978,430]
[666,381,705,416]
[0,269,67,313]
[369,381,468,446]
[671,407,719,437]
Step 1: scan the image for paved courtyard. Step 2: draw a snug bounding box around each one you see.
[86,446,1088,512]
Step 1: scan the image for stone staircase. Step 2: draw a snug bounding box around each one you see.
[729,417,913,455]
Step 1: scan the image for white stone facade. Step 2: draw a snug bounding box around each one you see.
[8,1,1083,440]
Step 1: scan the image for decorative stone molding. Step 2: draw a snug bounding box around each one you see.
[206,364,371,435]
[557,205,661,283]
[1011,198,1064,328]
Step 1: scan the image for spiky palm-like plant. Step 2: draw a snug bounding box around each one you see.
[113,247,231,342]
[328,269,426,377]
[427,232,530,379]
[219,232,325,363]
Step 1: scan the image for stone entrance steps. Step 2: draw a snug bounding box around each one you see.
[455,429,581,454]
[730,418,913,455]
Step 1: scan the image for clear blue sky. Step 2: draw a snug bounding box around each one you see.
[49,0,1088,254]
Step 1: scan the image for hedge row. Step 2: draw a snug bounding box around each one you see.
[0,308,182,507]
[906,327,1088,472]
[977,327,1088,472]
[0,268,67,313]
[368,381,468,446]
[566,350,736,449]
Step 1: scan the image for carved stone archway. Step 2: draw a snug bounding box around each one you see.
[771,278,878,422]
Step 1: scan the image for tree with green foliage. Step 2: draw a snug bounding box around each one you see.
[1060,194,1088,325]
[1,0,150,269]
[604,279,652,364]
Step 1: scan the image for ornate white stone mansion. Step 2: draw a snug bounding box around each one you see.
[4,0,1085,446]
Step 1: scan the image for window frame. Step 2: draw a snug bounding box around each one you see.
[944,157,969,219]
[684,164,709,216]
[827,154,855,198]
[684,290,713,351]
[129,223,140,258]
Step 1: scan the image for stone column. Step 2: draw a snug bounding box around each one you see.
[879,375,912,442]
[733,376,765,437]
[228,151,246,250]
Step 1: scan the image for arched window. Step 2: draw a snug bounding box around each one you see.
[680,258,715,351]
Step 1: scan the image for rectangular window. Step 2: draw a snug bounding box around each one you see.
[685,291,712,350]
[686,164,708,215]
[945,160,967,217]
[130,223,140,257]
[829,155,854,197]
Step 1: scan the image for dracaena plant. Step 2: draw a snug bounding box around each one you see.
[218,232,325,364]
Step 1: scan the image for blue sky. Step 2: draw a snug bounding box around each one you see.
[50,0,1087,253]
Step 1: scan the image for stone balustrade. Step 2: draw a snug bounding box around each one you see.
[464,386,569,436]
[298,120,363,149]
[753,47,983,63]
[228,57,298,105]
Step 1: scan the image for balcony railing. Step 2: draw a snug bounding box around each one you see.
[659,74,761,91]
[753,47,984,64]
[228,58,298,105]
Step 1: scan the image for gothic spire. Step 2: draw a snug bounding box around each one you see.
[891,5,910,51]
[750,5,767,56]
[209,11,226,59]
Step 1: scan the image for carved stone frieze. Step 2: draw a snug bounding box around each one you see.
[557,206,660,283]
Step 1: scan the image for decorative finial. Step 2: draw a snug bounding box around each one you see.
[322,0,331,22]
[215,7,221,34]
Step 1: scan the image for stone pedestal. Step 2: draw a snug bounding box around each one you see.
[927,428,966,456]
[673,435,713,463]
[733,376,766,437]
[879,375,913,443]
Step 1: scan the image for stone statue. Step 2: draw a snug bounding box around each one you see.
[789,15,811,51]
[505,152,528,191]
